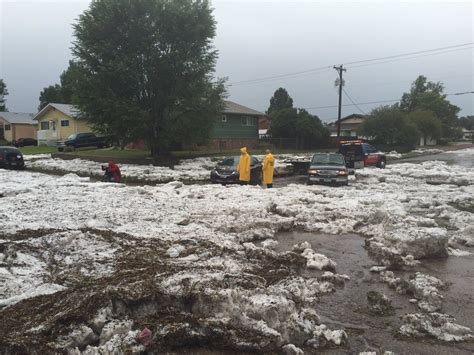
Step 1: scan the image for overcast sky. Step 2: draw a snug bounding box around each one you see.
[1,0,472,121]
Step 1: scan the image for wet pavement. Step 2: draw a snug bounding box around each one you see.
[274,231,474,354]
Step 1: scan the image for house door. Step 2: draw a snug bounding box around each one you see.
[0,126,4,139]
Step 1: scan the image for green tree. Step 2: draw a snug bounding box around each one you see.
[268,108,329,148]
[361,105,418,145]
[38,84,64,111]
[458,115,474,130]
[400,75,460,138]
[407,110,442,143]
[38,62,81,111]
[267,88,293,114]
[72,0,225,155]
[0,79,8,111]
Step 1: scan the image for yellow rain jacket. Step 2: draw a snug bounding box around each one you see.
[262,153,275,184]
[237,147,251,182]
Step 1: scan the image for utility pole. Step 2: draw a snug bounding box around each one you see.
[333,65,346,138]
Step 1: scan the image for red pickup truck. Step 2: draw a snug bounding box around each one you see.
[338,140,386,170]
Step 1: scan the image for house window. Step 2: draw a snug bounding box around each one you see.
[241,116,254,126]
[40,121,50,130]
[61,120,70,127]
[4,125,11,131]
[221,115,227,123]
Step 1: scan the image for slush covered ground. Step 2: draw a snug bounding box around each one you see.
[1,148,473,353]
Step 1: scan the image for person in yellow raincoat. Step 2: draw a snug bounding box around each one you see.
[262,149,275,188]
[237,147,251,184]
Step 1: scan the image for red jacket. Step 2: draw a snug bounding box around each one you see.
[108,161,121,183]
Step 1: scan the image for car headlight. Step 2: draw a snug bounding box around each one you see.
[231,171,239,175]
[338,170,348,176]
[308,169,319,174]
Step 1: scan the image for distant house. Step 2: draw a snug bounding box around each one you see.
[211,100,264,150]
[258,115,271,138]
[328,114,367,137]
[0,112,36,142]
[418,136,437,146]
[461,128,474,141]
[33,103,93,146]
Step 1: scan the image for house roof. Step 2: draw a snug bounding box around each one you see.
[33,103,80,121]
[0,112,36,125]
[328,114,366,126]
[224,100,264,116]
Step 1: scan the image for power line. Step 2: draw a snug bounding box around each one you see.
[303,99,399,110]
[228,42,474,86]
[302,91,473,110]
[228,66,333,86]
[344,42,474,66]
[346,46,474,70]
[342,88,366,114]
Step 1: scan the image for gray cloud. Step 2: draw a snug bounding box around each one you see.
[1,0,472,120]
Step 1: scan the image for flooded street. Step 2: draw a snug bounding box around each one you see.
[274,232,474,354]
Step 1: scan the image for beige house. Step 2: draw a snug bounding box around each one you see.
[0,112,36,142]
[328,114,367,137]
[34,103,93,146]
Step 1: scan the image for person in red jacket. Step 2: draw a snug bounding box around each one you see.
[104,161,121,183]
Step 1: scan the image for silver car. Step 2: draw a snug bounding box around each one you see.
[307,153,349,186]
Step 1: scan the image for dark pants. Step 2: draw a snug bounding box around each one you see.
[239,181,249,185]
[266,183,273,188]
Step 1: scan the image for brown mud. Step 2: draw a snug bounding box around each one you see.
[274,231,474,354]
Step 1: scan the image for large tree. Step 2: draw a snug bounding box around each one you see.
[399,75,460,138]
[458,115,474,130]
[407,110,442,143]
[267,88,293,114]
[361,105,419,145]
[268,108,329,148]
[38,62,80,111]
[0,79,8,111]
[72,0,225,155]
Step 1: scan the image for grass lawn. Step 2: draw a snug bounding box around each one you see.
[19,146,58,155]
[62,147,151,159]
[57,147,325,160]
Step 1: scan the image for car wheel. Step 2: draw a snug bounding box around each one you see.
[377,159,386,169]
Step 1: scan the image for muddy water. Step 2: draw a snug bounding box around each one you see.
[274,231,474,354]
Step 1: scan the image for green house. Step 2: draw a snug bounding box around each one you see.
[212,100,264,150]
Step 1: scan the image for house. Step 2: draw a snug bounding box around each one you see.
[461,128,474,141]
[258,115,271,138]
[33,103,93,146]
[328,114,367,137]
[0,112,36,143]
[211,100,264,150]
[418,136,437,146]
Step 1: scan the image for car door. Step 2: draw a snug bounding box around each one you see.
[363,144,379,166]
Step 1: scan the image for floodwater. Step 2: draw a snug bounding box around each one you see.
[393,151,473,168]
[274,231,474,354]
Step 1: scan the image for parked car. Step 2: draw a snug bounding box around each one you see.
[210,156,262,185]
[338,140,386,170]
[307,153,348,186]
[12,138,37,147]
[57,133,109,151]
[0,146,25,169]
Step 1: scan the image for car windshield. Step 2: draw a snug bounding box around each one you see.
[1,148,20,154]
[311,154,344,165]
[218,156,238,167]
[67,134,77,140]
[339,144,363,155]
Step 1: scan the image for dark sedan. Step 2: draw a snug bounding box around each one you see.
[0,146,25,169]
[307,153,348,186]
[12,138,37,147]
[210,156,262,185]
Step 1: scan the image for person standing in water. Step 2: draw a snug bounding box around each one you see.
[262,149,275,188]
